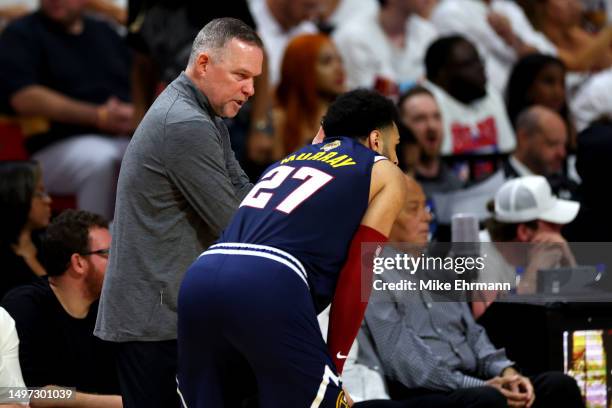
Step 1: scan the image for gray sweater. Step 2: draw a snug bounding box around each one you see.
[95,72,252,342]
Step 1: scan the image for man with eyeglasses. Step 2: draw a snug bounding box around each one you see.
[1,209,122,407]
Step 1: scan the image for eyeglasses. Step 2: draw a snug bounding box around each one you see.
[80,248,110,258]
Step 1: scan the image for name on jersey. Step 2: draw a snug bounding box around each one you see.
[280,151,357,168]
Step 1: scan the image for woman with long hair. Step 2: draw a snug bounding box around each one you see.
[274,33,346,158]
[0,161,51,299]
[505,54,574,140]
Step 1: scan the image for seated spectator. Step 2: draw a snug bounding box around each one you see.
[398,85,463,197]
[423,35,516,156]
[518,0,612,72]
[516,0,612,133]
[315,0,378,33]
[431,0,556,93]
[1,210,121,406]
[505,54,574,137]
[0,0,134,220]
[0,306,26,408]
[359,176,584,408]
[0,0,126,26]
[273,33,346,159]
[0,0,126,31]
[396,123,419,176]
[481,176,579,294]
[564,121,612,242]
[570,67,612,131]
[502,106,577,199]
[333,0,438,90]
[248,0,319,87]
[0,161,50,301]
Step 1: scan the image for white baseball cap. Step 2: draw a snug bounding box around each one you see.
[494,176,580,224]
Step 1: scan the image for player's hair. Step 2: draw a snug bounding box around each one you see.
[42,210,108,277]
[322,89,397,140]
[188,17,263,66]
[425,35,467,82]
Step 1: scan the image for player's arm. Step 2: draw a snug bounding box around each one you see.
[327,160,407,374]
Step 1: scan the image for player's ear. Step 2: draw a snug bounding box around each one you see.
[367,129,382,153]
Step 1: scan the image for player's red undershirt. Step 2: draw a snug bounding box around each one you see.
[327,224,388,374]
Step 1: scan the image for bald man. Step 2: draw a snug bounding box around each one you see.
[503,105,577,199]
[388,175,432,247]
[360,175,584,408]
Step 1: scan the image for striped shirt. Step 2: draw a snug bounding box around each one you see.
[359,247,513,391]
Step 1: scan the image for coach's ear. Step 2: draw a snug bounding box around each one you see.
[367,129,383,154]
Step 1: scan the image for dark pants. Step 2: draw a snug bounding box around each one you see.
[115,340,181,408]
[389,372,584,408]
[355,396,460,408]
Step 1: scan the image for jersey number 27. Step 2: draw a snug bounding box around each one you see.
[240,165,333,214]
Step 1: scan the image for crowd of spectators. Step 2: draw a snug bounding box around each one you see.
[1,0,611,406]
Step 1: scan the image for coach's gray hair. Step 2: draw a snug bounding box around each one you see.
[187,17,263,67]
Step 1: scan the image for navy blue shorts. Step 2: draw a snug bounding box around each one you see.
[177,243,347,408]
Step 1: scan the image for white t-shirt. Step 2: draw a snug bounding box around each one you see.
[333,9,438,89]
[570,67,612,131]
[0,307,26,403]
[431,0,557,93]
[248,0,318,86]
[326,0,379,30]
[424,81,516,155]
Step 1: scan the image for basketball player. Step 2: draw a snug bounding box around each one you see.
[177,89,407,407]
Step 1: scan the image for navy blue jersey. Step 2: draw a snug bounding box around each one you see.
[220,136,381,310]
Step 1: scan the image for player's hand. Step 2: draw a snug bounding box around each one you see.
[342,386,354,407]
